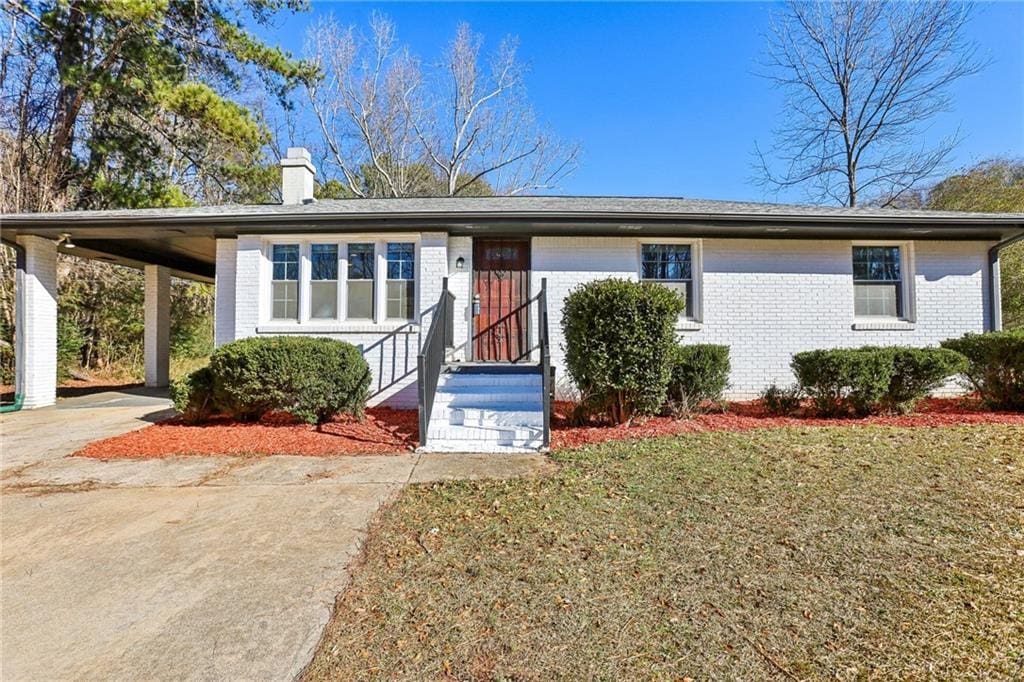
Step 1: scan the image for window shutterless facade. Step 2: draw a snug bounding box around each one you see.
[271,244,299,320]
[386,242,415,320]
[853,244,906,318]
[640,242,694,318]
[264,238,419,325]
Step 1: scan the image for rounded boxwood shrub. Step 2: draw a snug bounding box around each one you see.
[792,346,967,416]
[941,330,1024,410]
[209,336,370,424]
[667,343,730,413]
[562,278,685,423]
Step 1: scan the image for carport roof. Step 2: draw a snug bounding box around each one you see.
[4,195,1024,281]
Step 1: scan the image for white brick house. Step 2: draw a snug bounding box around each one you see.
[4,148,1023,451]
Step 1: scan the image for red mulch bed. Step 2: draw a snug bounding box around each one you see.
[74,398,1024,459]
[75,408,419,459]
[550,398,1024,450]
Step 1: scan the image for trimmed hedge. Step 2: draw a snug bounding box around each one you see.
[941,330,1024,410]
[667,344,730,413]
[792,346,966,416]
[172,337,370,425]
[562,278,685,423]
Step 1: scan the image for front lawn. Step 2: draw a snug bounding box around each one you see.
[304,425,1024,680]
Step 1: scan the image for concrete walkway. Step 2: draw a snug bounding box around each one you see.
[0,391,554,681]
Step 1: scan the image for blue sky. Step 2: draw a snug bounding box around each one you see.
[261,1,1024,203]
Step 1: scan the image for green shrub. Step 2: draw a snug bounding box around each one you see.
[561,278,685,423]
[792,346,968,416]
[209,336,370,424]
[792,348,891,416]
[884,347,967,414]
[941,330,1024,410]
[170,365,215,423]
[0,343,13,385]
[667,344,730,413]
[761,383,802,416]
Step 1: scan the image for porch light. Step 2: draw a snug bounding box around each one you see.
[455,256,465,270]
[57,233,76,248]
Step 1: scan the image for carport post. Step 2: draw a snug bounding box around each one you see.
[144,264,170,387]
[17,235,58,409]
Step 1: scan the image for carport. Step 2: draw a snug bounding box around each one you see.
[2,217,216,409]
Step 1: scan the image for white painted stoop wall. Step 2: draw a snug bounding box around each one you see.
[423,366,545,453]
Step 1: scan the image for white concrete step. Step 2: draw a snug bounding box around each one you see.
[438,372,542,389]
[444,405,544,427]
[433,385,541,407]
[425,424,544,450]
[423,367,547,453]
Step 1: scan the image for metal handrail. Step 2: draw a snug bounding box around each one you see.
[538,278,552,448]
[417,278,455,447]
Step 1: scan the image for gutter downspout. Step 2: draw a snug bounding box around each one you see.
[0,240,25,412]
[988,232,1024,332]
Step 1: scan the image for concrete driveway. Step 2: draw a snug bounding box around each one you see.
[1,390,553,681]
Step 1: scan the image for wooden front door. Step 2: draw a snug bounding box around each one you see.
[473,239,530,362]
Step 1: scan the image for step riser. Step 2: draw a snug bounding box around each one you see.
[439,375,542,388]
[434,394,541,408]
[444,408,544,427]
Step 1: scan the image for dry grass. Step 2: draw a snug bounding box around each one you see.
[304,426,1024,680]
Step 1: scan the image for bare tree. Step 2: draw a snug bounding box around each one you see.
[755,1,985,207]
[303,14,579,198]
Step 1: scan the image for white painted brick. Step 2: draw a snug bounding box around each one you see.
[532,237,991,399]
[144,265,170,387]
[17,235,57,409]
[214,238,237,347]
[226,233,992,406]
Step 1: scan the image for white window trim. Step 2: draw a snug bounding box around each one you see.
[261,234,422,330]
[637,238,703,323]
[851,240,916,324]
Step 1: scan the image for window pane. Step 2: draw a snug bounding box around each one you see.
[386,242,415,280]
[348,243,374,280]
[272,281,297,320]
[311,244,338,281]
[387,280,414,319]
[854,282,901,317]
[853,246,901,281]
[641,244,691,281]
[347,280,374,319]
[272,244,299,281]
[310,281,338,319]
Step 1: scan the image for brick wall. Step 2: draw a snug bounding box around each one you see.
[227,233,992,406]
[214,238,237,347]
[531,236,991,399]
[18,236,58,408]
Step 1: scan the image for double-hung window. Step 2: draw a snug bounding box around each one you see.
[641,243,694,317]
[386,242,415,320]
[346,243,375,320]
[271,244,299,320]
[310,244,339,319]
[853,245,904,318]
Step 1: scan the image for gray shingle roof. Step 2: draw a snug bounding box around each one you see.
[4,195,1023,224]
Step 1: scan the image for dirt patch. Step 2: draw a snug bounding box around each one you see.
[75,408,419,459]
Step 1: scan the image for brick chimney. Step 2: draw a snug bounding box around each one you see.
[280,147,316,205]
